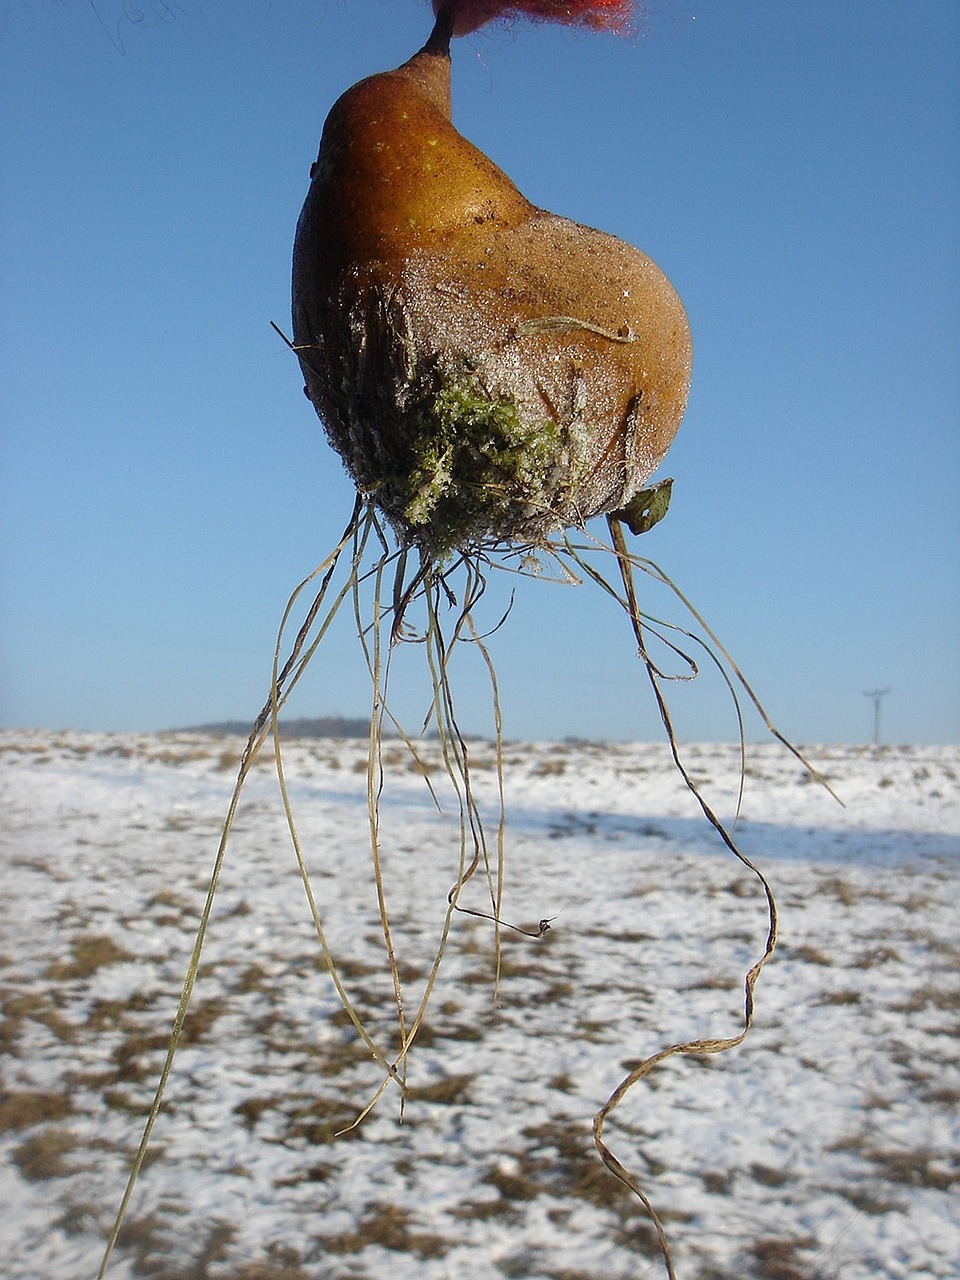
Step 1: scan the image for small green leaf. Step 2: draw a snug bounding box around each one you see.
[613,478,674,536]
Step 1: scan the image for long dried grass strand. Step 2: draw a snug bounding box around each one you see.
[465,612,507,990]
[96,504,367,1280]
[587,516,780,1280]
[359,550,410,1071]
[269,526,401,1086]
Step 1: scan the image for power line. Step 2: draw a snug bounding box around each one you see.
[863,688,891,746]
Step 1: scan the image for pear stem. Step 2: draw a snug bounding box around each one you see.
[423,5,455,55]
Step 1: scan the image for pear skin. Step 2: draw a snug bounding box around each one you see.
[293,32,691,554]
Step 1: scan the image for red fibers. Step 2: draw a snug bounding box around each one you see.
[433,0,636,38]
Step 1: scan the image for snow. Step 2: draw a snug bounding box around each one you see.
[1,730,958,1279]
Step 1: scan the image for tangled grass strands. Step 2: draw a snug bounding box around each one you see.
[362,549,411,1095]
[422,575,478,899]
[616,541,841,806]
[338,550,510,1132]
[561,528,755,844]
[559,531,698,682]
[592,888,779,1280]
[485,540,583,587]
[563,517,836,815]
[98,483,825,1280]
[425,568,516,986]
[564,522,751,821]
[422,567,507,944]
[392,579,483,1013]
[275,510,485,1138]
[261,515,455,1138]
[246,496,367,751]
[268,502,408,1094]
[96,501,375,1280]
[461,611,508,991]
[580,513,781,1280]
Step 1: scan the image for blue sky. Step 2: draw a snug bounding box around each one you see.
[1,0,957,744]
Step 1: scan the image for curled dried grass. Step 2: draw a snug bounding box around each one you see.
[98,495,831,1280]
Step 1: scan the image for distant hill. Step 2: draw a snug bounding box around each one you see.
[175,716,372,739]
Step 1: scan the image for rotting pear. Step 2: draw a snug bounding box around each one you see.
[292,0,692,556]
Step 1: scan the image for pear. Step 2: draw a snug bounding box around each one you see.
[292,4,691,555]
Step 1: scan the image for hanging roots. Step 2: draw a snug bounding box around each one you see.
[97,495,835,1280]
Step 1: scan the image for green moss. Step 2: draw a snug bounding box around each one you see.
[397,375,560,555]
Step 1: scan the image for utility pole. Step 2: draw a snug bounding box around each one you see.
[863,688,891,746]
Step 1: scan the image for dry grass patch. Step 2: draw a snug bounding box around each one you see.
[406,1071,474,1106]
[108,1026,175,1084]
[12,1125,83,1180]
[817,989,862,1006]
[835,1183,906,1215]
[2,986,79,1050]
[112,1215,310,1280]
[891,983,960,1014]
[748,1162,792,1188]
[483,1160,541,1203]
[701,1168,735,1195]
[433,1018,484,1043]
[533,757,567,777]
[864,1145,960,1190]
[684,972,738,992]
[237,1091,369,1146]
[0,1087,73,1130]
[782,943,834,966]
[84,991,157,1034]
[144,887,195,922]
[480,1118,644,1217]
[44,933,135,981]
[323,1202,450,1259]
[748,1235,818,1280]
[177,995,230,1045]
[854,944,902,968]
[919,1084,960,1107]
[815,876,858,907]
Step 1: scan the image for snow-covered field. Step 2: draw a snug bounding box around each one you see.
[1,730,958,1280]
